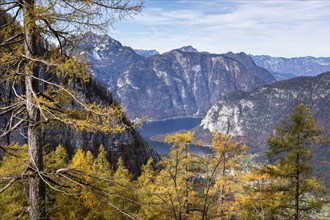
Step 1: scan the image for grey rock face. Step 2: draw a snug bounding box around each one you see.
[77,32,144,92]
[251,55,330,79]
[116,50,276,120]
[224,52,277,84]
[199,72,330,152]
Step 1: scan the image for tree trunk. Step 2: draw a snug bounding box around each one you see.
[23,0,46,219]
[294,152,300,220]
[184,146,189,215]
[219,159,226,216]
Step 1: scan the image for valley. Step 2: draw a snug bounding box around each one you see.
[1,1,329,218]
[84,34,329,186]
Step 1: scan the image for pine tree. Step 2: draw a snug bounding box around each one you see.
[44,144,69,170]
[262,103,327,219]
[142,132,198,219]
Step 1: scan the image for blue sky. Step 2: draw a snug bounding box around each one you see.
[110,0,330,57]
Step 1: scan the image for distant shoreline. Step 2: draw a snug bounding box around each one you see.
[145,115,203,123]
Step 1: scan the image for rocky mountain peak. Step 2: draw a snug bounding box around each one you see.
[178,45,199,53]
[77,33,143,90]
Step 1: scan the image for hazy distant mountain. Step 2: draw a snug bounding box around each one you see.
[270,72,297,81]
[250,55,330,80]
[116,49,276,120]
[134,49,160,57]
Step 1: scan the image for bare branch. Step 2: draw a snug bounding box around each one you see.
[0,33,24,47]
[0,176,18,193]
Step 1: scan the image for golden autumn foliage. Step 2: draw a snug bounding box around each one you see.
[0,128,327,219]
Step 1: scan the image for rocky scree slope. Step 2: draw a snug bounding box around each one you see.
[116,49,276,120]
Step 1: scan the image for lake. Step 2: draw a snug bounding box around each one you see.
[138,118,213,155]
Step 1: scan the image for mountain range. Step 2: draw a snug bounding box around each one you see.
[116,49,276,120]
[85,33,329,121]
[251,55,330,80]
[84,33,277,120]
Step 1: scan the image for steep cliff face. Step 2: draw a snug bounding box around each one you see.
[224,52,276,84]
[116,49,276,120]
[0,79,160,174]
[198,72,330,152]
[251,55,330,79]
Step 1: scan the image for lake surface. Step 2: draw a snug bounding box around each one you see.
[138,118,213,155]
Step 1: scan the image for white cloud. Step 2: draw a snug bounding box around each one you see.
[112,0,330,57]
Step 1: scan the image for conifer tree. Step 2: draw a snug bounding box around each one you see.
[199,133,247,219]
[137,158,157,219]
[93,145,112,177]
[0,145,29,219]
[108,157,139,219]
[142,132,198,219]
[0,1,142,219]
[262,103,327,219]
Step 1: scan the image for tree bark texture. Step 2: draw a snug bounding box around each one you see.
[23,0,46,219]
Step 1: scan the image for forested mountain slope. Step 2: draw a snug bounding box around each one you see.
[196,72,330,182]
[199,72,330,149]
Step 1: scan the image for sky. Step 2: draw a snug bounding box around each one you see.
[109,0,330,58]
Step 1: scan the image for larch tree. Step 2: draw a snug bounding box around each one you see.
[262,103,327,219]
[0,0,142,219]
[198,133,247,219]
[140,132,196,219]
